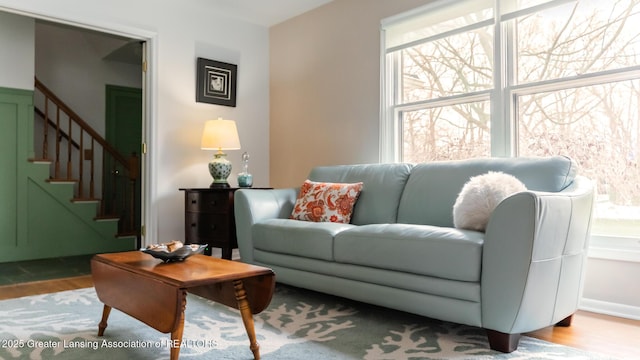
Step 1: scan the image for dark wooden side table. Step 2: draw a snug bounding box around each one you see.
[179,187,270,259]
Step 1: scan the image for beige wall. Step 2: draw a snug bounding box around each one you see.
[270,0,640,320]
[270,0,434,188]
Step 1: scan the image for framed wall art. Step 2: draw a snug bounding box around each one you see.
[196,58,237,107]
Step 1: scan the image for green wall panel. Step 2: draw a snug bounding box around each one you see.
[26,178,134,258]
[1,87,31,260]
[0,86,135,263]
[0,92,21,251]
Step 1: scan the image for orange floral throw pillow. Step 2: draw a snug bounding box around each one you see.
[290,180,364,223]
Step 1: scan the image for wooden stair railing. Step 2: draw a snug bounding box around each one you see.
[33,77,139,238]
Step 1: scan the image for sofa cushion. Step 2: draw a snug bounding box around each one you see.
[308,163,413,225]
[333,224,484,282]
[290,180,363,223]
[397,155,577,227]
[252,219,354,261]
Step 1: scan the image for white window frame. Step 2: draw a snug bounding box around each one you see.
[380,0,640,260]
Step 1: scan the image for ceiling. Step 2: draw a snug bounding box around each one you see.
[209,0,333,27]
[35,0,334,65]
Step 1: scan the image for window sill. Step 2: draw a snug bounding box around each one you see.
[588,235,640,263]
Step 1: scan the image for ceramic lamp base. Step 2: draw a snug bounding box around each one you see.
[208,151,232,186]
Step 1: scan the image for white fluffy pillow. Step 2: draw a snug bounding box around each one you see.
[453,171,527,232]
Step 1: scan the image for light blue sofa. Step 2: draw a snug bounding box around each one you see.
[234,156,594,352]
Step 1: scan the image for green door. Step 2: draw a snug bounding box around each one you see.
[105,85,142,242]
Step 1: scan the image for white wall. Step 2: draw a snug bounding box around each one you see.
[35,22,142,136]
[0,11,34,89]
[0,0,270,245]
[581,256,640,319]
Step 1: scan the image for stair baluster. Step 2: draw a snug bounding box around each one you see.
[42,98,49,160]
[55,107,61,178]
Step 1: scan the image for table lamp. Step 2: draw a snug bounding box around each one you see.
[201,118,241,187]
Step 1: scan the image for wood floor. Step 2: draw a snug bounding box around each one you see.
[526,311,640,359]
[0,275,94,300]
[1,276,638,359]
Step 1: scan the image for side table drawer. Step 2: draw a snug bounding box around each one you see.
[185,213,230,239]
[185,192,229,213]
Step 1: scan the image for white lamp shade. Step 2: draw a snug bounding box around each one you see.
[201,119,241,150]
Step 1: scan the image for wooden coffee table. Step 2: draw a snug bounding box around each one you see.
[91,251,275,360]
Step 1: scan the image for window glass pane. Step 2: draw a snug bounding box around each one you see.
[384,0,640,245]
[401,101,491,162]
[399,25,493,103]
[517,79,640,237]
[516,0,640,84]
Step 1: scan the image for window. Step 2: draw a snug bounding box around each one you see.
[381,0,640,250]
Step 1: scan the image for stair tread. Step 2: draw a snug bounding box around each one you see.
[116,231,139,238]
[71,198,101,204]
[47,178,79,183]
[94,215,120,221]
[29,158,52,164]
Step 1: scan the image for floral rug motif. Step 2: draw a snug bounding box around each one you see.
[0,285,618,359]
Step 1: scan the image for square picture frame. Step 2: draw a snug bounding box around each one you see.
[196,58,237,107]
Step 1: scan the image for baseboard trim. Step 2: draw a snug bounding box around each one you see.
[580,297,640,320]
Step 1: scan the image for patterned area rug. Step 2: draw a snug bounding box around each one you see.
[0,284,617,359]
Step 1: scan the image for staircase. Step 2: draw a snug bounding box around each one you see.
[31,78,140,245]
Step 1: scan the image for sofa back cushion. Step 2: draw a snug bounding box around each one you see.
[397,156,577,227]
[308,163,413,225]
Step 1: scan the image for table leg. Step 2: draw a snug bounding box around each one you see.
[233,280,260,360]
[98,305,112,336]
[170,290,187,360]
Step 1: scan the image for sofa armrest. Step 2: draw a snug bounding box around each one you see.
[234,188,298,264]
[481,176,594,334]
